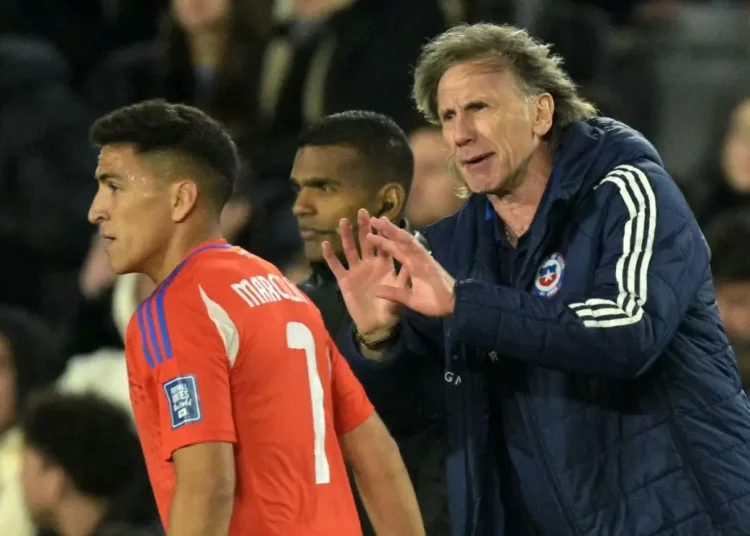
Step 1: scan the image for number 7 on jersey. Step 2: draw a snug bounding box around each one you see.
[286,321,331,484]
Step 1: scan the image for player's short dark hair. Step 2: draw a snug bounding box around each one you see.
[707,209,750,283]
[90,99,239,211]
[22,391,142,499]
[297,110,414,193]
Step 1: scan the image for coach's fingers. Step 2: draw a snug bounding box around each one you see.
[322,241,347,280]
[366,233,412,270]
[370,217,429,259]
[375,284,410,306]
[395,264,410,289]
[339,218,361,268]
[357,209,375,260]
[370,217,417,245]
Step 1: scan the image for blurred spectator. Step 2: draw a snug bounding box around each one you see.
[706,209,750,382]
[254,0,445,181]
[0,307,61,535]
[570,0,689,27]
[58,272,154,415]
[86,0,270,148]
[20,391,158,535]
[0,0,165,88]
[532,1,613,87]
[86,0,302,271]
[406,127,465,229]
[0,37,97,328]
[689,93,750,225]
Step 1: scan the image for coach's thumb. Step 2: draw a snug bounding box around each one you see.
[375,284,409,306]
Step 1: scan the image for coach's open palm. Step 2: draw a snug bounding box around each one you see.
[322,209,407,336]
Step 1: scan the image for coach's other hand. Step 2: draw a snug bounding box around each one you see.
[367,216,456,318]
[322,209,408,339]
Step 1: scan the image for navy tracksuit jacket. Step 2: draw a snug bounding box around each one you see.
[342,117,750,535]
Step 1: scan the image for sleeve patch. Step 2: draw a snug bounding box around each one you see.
[163,375,202,428]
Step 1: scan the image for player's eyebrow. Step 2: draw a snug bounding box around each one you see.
[305,177,339,186]
[96,172,120,184]
[292,177,341,189]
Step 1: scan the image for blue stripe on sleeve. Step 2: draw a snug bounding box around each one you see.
[136,302,155,368]
[154,243,232,360]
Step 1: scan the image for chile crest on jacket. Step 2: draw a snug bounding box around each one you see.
[533,252,566,297]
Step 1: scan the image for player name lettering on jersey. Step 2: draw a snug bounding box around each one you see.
[231,274,309,309]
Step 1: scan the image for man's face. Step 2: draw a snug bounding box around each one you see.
[716,280,750,382]
[21,446,60,529]
[171,0,229,32]
[723,98,750,193]
[437,61,549,196]
[88,144,175,275]
[291,145,376,263]
[716,281,750,344]
[0,335,15,434]
[407,128,465,229]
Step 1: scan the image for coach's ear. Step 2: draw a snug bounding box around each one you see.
[172,180,199,223]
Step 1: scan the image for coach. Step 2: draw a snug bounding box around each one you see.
[323,23,750,536]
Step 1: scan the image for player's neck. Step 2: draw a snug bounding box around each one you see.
[148,226,224,286]
[54,494,108,536]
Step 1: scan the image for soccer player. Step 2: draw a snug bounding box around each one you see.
[86,99,424,536]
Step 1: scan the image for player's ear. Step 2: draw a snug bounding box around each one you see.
[172,180,199,223]
[375,183,406,221]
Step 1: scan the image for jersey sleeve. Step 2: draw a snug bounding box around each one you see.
[328,335,374,435]
[153,283,237,460]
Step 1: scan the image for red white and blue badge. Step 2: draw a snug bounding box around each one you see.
[533,253,566,298]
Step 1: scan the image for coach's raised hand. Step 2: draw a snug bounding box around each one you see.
[322,209,408,342]
[367,217,456,317]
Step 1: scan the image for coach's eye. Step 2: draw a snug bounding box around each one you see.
[107,183,121,193]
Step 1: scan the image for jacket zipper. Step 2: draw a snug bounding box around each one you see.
[512,238,582,536]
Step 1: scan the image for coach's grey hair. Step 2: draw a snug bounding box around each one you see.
[413,23,597,149]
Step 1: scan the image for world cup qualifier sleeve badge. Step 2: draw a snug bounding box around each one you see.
[533,253,566,298]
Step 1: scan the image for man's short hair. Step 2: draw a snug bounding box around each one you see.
[297,110,414,193]
[707,210,750,283]
[90,99,239,211]
[22,391,142,499]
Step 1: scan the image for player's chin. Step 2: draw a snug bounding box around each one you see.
[303,242,326,264]
[108,255,138,276]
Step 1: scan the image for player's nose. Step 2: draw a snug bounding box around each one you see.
[87,190,108,224]
[292,190,315,217]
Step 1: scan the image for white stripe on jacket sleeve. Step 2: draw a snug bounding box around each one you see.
[568,164,657,328]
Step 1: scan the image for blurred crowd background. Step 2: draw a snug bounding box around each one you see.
[1,0,750,534]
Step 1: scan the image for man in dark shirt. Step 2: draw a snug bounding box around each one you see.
[291,110,449,536]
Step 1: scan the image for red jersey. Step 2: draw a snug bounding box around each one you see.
[125,239,372,535]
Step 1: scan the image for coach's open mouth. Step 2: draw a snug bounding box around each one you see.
[462,153,493,166]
